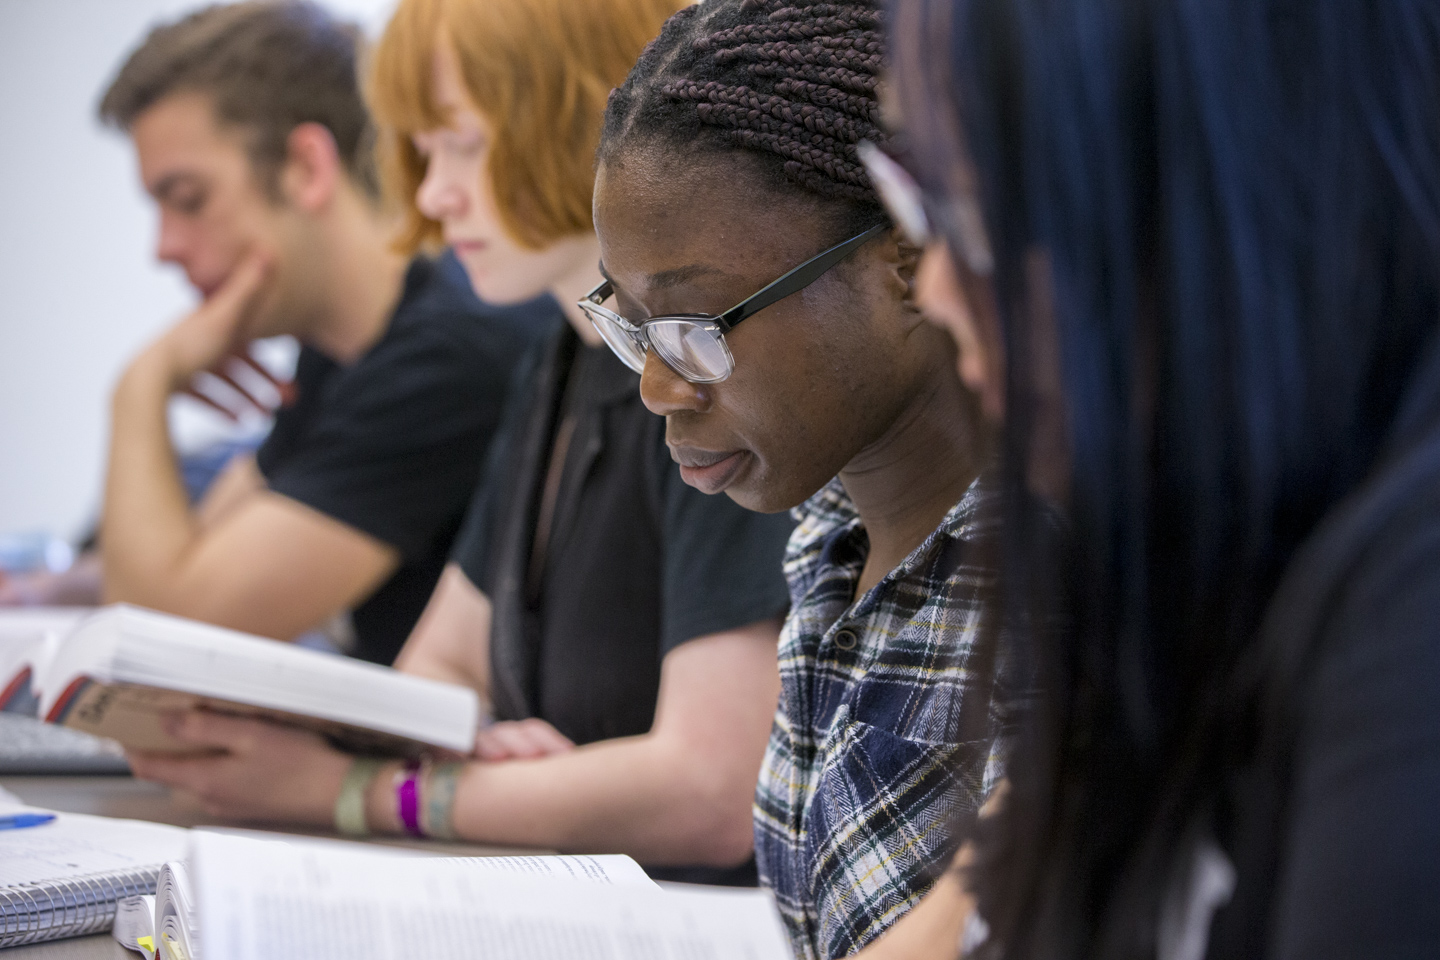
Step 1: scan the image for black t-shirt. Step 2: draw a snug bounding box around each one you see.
[455,324,794,739]
[1196,354,1440,959]
[452,325,795,884]
[257,254,557,664]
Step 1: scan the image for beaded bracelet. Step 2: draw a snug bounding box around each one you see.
[333,757,387,836]
[394,759,424,837]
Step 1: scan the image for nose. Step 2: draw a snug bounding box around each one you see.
[154,211,187,266]
[414,155,464,223]
[639,350,711,416]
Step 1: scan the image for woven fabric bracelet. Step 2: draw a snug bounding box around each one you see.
[333,757,387,836]
[395,759,425,837]
[421,762,465,841]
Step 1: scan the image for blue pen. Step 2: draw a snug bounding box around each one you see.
[0,813,57,830]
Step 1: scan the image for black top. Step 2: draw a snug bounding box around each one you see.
[456,323,795,739]
[1196,347,1440,959]
[257,254,556,665]
[453,324,795,884]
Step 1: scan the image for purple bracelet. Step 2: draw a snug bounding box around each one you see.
[396,759,424,837]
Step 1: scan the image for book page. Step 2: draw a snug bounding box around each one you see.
[193,833,792,960]
[111,894,156,956]
[430,853,656,887]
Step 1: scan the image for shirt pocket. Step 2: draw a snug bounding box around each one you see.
[803,718,982,959]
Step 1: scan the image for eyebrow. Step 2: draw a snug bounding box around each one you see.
[596,260,732,294]
[150,172,203,202]
[647,264,726,290]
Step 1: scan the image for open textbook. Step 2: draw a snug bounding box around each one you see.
[0,605,479,755]
[0,789,190,948]
[114,849,673,960]
[0,608,129,774]
[0,607,89,712]
[125,834,793,960]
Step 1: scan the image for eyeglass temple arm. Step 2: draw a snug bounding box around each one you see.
[717,222,890,329]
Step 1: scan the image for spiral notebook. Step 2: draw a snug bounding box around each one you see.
[0,789,189,948]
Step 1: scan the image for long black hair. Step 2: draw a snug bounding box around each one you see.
[889,0,1440,955]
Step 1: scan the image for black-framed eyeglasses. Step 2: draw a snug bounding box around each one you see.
[578,222,888,384]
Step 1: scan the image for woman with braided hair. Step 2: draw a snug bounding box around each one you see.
[587,0,1005,956]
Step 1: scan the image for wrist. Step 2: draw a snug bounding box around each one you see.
[363,760,406,834]
[117,342,186,405]
[331,756,385,834]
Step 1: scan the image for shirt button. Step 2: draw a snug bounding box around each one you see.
[833,628,858,650]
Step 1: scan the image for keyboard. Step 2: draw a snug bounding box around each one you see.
[0,714,131,775]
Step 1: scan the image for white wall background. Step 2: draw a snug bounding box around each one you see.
[0,0,397,543]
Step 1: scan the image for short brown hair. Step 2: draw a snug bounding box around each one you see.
[368,0,687,252]
[98,0,377,199]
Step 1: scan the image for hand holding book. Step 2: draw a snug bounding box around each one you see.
[125,709,355,826]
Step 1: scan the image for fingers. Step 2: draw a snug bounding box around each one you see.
[473,719,576,761]
[130,712,346,824]
[979,777,1009,820]
[126,748,238,820]
[161,708,273,753]
[127,749,217,787]
[151,252,274,386]
[204,251,271,329]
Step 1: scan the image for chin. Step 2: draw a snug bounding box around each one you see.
[460,262,549,307]
[722,474,802,515]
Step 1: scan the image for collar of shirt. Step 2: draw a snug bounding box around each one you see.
[784,474,1001,614]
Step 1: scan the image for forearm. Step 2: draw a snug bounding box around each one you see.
[392,566,493,699]
[365,732,757,866]
[101,349,199,605]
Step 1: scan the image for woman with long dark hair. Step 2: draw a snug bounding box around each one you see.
[868,0,1440,957]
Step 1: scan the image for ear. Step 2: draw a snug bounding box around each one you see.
[877,226,924,308]
[916,242,1004,422]
[279,122,342,214]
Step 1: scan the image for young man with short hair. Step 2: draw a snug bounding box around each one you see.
[94,0,550,664]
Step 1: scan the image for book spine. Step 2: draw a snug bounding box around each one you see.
[0,865,161,947]
[0,667,32,712]
[45,676,95,724]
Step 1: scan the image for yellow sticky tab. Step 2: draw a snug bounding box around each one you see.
[137,937,155,951]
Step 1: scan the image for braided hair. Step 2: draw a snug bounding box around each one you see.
[600,0,889,232]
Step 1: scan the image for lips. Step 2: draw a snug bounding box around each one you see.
[670,445,750,495]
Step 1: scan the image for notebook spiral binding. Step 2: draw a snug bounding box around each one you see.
[0,865,160,947]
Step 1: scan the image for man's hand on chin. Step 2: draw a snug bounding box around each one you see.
[136,251,273,393]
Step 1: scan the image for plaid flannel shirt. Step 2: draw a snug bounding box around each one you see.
[754,475,1005,960]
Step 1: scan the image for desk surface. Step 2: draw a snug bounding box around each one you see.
[0,774,542,956]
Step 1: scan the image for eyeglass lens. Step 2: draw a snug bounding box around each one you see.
[645,320,732,382]
[583,306,733,382]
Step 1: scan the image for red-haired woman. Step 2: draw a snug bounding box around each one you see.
[128,0,794,887]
